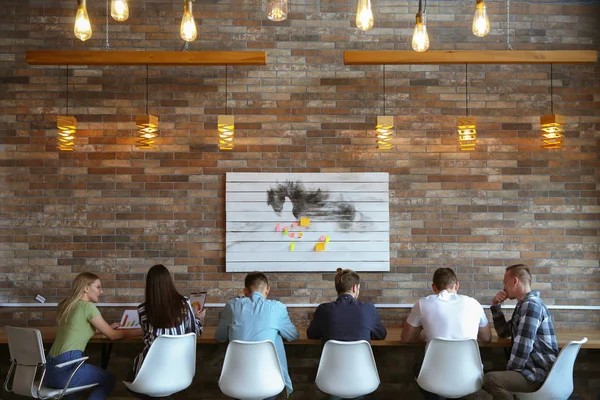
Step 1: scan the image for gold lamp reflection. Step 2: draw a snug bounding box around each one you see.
[412,0,429,52]
[472,0,490,37]
[111,0,129,22]
[180,0,198,42]
[267,0,289,22]
[74,0,92,41]
[356,0,374,31]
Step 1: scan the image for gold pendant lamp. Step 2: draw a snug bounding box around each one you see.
[136,66,159,150]
[376,65,393,151]
[219,65,235,151]
[57,65,76,152]
[541,64,564,149]
[458,63,476,151]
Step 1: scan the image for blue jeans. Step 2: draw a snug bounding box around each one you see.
[44,350,116,400]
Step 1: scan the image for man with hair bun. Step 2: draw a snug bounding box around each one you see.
[307,268,386,343]
[402,268,491,400]
[483,264,558,400]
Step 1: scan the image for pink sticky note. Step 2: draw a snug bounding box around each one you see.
[320,236,326,241]
[291,222,298,227]
[289,232,295,238]
[275,223,281,232]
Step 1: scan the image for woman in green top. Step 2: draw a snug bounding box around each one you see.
[45,272,142,400]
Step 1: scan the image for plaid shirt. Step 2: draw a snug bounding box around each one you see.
[491,291,559,383]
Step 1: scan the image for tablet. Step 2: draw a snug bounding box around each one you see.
[190,292,207,313]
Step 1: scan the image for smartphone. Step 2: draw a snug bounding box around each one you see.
[190,291,207,313]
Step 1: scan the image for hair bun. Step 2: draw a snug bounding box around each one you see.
[336,268,343,273]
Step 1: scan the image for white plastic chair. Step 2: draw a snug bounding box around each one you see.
[416,338,484,398]
[315,340,380,398]
[123,333,197,397]
[3,326,98,399]
[512,337,588,400]
[218,340,285,400]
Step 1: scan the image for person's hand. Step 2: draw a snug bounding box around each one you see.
[110,322,121,330]
[195,309,206,325]
[492,291,508,306]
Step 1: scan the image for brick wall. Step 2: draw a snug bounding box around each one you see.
[0,0,599,327]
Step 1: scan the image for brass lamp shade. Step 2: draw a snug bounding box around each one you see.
[457,116,476,151]
[376,115,393,150]
[218,115,235,151]
[540,114,564,149]
[136,115,159,149]
[57,116,76,151]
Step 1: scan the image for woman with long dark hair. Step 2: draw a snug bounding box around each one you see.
[132,264,205,377]
[46,273,143,400]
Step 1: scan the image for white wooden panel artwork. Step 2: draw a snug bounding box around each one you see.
[226,173,390,272]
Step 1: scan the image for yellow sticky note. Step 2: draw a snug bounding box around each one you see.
[300,217,310,227]
[283,229,288,235]
[325,236,330,243]
[315,242,326,251]
[289,242,295,251]
[298,232,303,238]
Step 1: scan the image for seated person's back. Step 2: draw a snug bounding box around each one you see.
[307,268,387,342]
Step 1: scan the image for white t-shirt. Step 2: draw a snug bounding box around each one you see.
[406,290,488,342]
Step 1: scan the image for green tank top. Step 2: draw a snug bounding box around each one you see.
[49,300,101,357]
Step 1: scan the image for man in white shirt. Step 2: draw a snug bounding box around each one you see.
[401,268,492,400]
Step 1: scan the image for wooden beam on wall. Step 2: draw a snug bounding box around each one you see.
[26,50,267,66]
[344,50,598,65]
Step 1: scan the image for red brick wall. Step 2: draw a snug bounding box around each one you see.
[0,0,599,327]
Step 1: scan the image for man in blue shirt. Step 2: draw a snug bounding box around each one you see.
[216,271,299,398]
[483,264,559,400]
[307,268,387,343]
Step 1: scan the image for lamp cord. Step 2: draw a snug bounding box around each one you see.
[383,64,386,116]
[506,0,513,50]
[66,65,69,116]
[105,0,110,51]
[550,64,553,114]
[465,63,469,117]
[145,65,149,115]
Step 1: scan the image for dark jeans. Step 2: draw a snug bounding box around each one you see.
[44,350,116,400]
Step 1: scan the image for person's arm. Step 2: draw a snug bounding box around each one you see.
[491,291,511,338]
[306,305,324,340]
[401,301,423,343]
[478,323,492,343]
[369,305,387,340]
[277,303,299,342]
[506,300,543,371]
[90,315,143,340]
[215,302,233,343]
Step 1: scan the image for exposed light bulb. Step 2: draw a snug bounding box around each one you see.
[356,0,374,31]
[472,0,490,37]
[180,1,198,42]
[111,0,129,22]
[412,12,429,52]
[267,0,289,22]
[74,0,92,42]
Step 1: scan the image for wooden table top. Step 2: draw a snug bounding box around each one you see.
[0,326,597,349]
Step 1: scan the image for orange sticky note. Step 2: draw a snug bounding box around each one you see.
[315,242,326,251]
[289,242,295,251]
[289,232,295,238]
[300,217,310,227]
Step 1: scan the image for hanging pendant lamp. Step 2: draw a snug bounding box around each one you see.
[219,66,235,151]
[458,64,476,151]
[57,65,76,152]
[376,65,393,150]
[136,66,159,150]
[541,64,564,149]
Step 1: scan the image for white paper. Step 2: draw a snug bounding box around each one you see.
[119,309,141,329]
[190,293,207,313]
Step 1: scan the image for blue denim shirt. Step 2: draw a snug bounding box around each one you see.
[215,292,300,396]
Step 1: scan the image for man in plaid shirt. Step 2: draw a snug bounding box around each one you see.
[483,264,559,400]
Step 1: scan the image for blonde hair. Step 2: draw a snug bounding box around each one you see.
[57,273,100,324]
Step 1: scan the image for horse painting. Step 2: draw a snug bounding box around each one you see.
[266,180,357,225]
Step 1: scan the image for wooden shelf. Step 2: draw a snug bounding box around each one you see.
[26,50,267,66]
[344,50,598,65]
